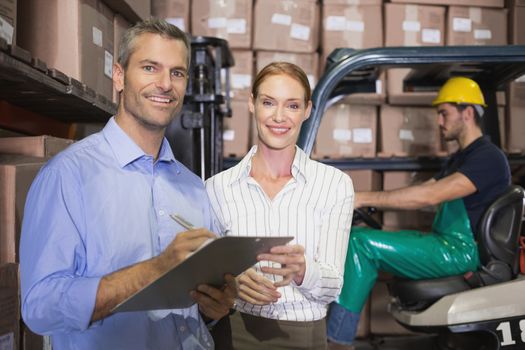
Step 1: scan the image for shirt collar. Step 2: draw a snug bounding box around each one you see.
[229,145,308,185]
[102,117,177,169]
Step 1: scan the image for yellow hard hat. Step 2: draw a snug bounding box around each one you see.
[432,77,487,107]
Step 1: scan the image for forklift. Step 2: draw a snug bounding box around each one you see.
[298,45,525,350]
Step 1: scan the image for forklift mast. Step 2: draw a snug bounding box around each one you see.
[165,36,234,180]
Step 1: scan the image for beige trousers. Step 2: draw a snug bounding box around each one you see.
[212,311,327,350]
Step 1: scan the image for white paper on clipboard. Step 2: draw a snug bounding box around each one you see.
[112,236,294,313]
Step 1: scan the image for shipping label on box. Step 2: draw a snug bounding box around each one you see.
[313,103,377,158]
[226,50,253,100]
[322,4,383,55]
[379,106,443,157]
[254,0,320,53]
[385,3,445,47]
[446,7,507,45]
[152,0,190,31]
[192,0,252,48]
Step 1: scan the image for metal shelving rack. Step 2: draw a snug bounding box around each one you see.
[0,40,116,123]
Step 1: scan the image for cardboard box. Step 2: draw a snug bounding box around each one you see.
[313,103,377,159]
[191,0,252,49]
[385,3,446,47]
[68,123,106,140]
[0,135,73,158]
[344,170,382,192]
[344,169,382,225]
[223,99,251,158]
[382,171,435,230]
[506,81,525,154]
[256,51,319,88]
[379,106,443,157]
[152,0,190,32]
[18,0,115,102]
[446,7,508,46]
[113,14,131,103]
[253,0,320,53]
[370,281,418,335]
[103,0,150,22]
[228,50,253,101]
[383,211,435,231]
[387,69,438,106]
[0,0,16,45]
[0,263,19,350]
[383,170,435,191]
[510,0,525,45]
[322,4,383,55]
[0,155,46,263]
[390,0,504,8]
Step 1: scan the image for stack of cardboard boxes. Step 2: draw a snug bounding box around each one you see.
[0,136,74,349]
[15,0,148,105]
[1,1,148,347]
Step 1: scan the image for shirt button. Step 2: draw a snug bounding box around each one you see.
[179,325,186,332]
[159,209,165,216]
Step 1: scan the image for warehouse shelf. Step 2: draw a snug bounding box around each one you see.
[224,154,525,171]
[0,40,116,123]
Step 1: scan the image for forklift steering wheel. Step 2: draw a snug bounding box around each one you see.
[353,208,382,230]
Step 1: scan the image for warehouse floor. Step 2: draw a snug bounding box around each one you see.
[354,335,441,350]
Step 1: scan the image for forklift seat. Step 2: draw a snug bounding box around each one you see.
[388,185,525,311]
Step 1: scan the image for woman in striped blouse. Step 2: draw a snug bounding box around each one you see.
[205,62,354,349]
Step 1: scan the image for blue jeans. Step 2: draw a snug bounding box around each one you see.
[326,302,360,345]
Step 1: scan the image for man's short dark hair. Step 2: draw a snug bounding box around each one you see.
[456,104,483,126]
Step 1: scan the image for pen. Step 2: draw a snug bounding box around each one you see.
[169,214,195,230]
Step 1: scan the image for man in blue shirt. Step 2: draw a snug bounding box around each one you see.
[20,18,236,349]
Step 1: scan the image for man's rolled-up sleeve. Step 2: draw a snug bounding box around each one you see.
[20,165,101,334]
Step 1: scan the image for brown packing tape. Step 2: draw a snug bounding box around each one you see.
[469,7,482,23]
[343,6,364,49]
[404,5,419,46]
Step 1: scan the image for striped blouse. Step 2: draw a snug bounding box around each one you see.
[205,146,354,321]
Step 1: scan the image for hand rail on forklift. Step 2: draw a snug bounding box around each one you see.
[298,45,525,156]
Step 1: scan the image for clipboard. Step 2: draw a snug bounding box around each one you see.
[112,235,293,313]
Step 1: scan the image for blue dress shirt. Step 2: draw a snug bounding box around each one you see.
[20,117,216,349]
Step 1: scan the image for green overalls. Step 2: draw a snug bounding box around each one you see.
[339,198,480,312]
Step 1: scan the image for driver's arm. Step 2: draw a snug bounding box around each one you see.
[355,172,476,210]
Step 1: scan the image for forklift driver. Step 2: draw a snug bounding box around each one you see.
[326,77,511,350]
